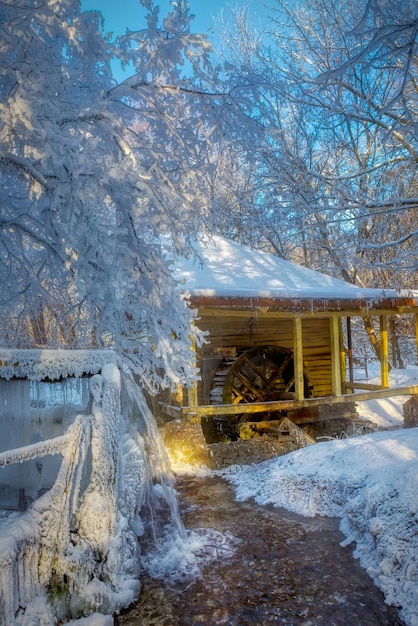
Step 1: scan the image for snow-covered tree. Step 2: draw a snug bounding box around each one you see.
[216,0,418,291]
[315,0,418,285]
[0,0,259,389]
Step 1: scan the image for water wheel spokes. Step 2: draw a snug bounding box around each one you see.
[222,345,296,407]
[284,377,295,393]
[206,345,312,438]
[240,355,271,385]
[262,355,293,396]
[232,368,266,402]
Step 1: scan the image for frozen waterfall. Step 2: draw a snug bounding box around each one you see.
[0,350,185,625]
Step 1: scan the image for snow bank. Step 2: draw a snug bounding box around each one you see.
[221,428,418,626]
[356,363,418,430]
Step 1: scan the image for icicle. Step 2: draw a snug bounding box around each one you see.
[121,373,186,542]
[0,356,183,622]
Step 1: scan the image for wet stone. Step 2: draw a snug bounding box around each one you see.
[116,475,406,626]
[403,395,418,428]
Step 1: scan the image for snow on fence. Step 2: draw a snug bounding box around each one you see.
[0,348,118,381]
[0,416,90,625]
[0,352,151,625]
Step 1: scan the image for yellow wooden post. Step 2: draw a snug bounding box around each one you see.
[330,316,342,397]
[173,384,184,406]
[339,317,347,392]
[293,317,304,401]
[416,313,418,365]
[380,315,389,388]
[187,334,198,408]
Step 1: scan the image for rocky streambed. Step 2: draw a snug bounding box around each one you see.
[116,474,405,626]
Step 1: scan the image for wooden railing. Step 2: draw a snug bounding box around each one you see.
[161,384,418,424]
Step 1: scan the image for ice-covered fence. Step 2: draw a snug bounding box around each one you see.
[0,416,90,625]
[0,348,118,381]
[0,351,150,624]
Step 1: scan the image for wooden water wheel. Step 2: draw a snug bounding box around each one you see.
[210,345,312,424]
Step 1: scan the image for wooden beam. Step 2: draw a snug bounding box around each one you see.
[293,317,304,401]
[196,306,418,319]
[188,334,198,407]
[190,295,418,313]
[159,403,183,419]
[330,317,342,397]
[175,384,418,418]
[380,315,389,388]
[344,382,384,391]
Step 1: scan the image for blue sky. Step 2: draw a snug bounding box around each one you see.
[80,0,269,39]
[80,0,270,80]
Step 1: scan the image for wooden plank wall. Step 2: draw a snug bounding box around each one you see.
[303,318,333,397]
[196,313,333,399]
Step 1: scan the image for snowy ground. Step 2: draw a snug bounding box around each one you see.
[216,364,418,626]
[352,361,417,430]
[1,359,416,624]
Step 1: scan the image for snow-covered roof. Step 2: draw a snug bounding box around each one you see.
[174,236,417,310]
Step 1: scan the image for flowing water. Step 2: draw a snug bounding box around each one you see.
[121,374,187,542]
[117,474,405,626]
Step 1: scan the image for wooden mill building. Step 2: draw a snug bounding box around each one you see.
[163,236,418,438]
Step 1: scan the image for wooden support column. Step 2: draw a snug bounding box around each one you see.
[293,317,304,401]
[187,334,198,407]
[380,315,389,388]
[346,316,354,385]
[339,318,347,392]
[330,316,342,397]
[416,313,418,365]
[173,384,184,406]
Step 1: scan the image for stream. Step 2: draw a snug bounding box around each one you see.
[116,474,405,626]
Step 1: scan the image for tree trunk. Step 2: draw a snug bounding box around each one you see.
[362,316,392,372]
[389,316,404,369]
[30,307,48,346]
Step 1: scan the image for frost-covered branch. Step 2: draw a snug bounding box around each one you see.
[361,228,418,250]
[214,0,418,292]
[0,152,48,187]
[0,0,262,387]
